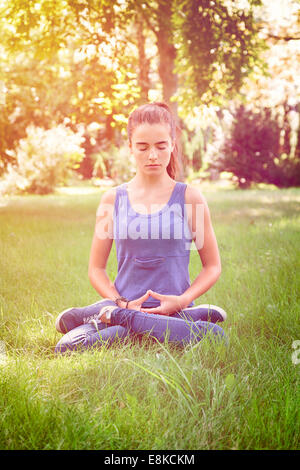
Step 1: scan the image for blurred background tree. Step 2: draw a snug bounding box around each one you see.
[0,0,299,193]
[213,105,300,188]
[210,0,300,187]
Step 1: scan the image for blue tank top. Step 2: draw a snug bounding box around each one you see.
[113,182,194,308]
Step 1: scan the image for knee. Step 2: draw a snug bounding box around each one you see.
[54,322,95,353]
[54,324,130,354]
[54,330,85,354]
[192,320,227,343]
[205,322,228,345]
[204,321,225,337]
[54,337,71,354]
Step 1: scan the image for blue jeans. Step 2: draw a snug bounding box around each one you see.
[55,302,226,353]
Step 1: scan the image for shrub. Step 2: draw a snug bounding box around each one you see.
[92,143,135,184]
[0,124,85,195]
[214,105,300,188]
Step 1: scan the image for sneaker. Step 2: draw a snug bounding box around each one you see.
[55,298,116,333]
[99,305,119,325]
[184,304,227,323]
[199,304,227,321]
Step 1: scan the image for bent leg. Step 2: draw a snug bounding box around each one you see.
[55,299,116,333]
[55,322,130,354]
[109,307,225,346]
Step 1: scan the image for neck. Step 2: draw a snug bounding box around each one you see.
[129,172,174,190]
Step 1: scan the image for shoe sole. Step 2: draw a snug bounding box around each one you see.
[184,304,227,321]
[55,299,114,333]
[55,307,74,333]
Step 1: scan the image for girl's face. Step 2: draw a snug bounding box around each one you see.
[129,122,175,176]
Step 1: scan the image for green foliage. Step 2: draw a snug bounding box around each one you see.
[93,143,136,184]
[214,105,300,188]
[0,54,78,175]
[172,0,267,110]
[1,0,298,191]
[182,127,205,171]
[0,0,141,175]
[0,124,85,195]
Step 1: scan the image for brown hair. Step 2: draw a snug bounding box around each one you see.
[127,102,181,180]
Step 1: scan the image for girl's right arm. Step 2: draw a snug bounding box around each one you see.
[88,188,121,301]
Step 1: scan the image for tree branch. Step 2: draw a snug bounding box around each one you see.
[266,33,300,41]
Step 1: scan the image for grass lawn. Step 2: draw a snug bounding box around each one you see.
[0,185,299,450]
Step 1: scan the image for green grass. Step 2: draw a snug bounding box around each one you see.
[0,185,299,450]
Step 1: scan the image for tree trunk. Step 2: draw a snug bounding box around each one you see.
[136,16,151,103]
[155,0,178,118]
[155,1,184,179]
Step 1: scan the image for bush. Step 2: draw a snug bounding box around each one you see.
[92,143,135,184]
[0,124,85,195]
[214,105,300,188]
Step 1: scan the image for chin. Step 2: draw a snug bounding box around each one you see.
[145,165,163,170]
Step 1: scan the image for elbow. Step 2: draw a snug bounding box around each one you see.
[216,265,221,280]
[203,263,221,283]
[88,270,94,288]
[88,264,104,287]
[88,257,99,282]
[88,263,96,285]
[213,263,222,281]
[88,261,92,280]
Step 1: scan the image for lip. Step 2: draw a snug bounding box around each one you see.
[146,164,161,167]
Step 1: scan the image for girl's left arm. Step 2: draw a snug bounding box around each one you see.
[178,184,221,308]
[141,185,221,315]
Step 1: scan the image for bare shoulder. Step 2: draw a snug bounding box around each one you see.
[95,186,117,220]
[98,186,117,205]
[184,183,207,206]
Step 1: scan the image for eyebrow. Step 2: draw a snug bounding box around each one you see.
[136,141,168,145]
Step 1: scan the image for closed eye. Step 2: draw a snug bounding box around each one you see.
[137,145,167,151]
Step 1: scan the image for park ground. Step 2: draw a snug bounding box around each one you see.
[0,184,299,450]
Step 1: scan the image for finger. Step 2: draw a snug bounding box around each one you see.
[140,307,162,314]
[136,291,151,302]
[147,290,164,300]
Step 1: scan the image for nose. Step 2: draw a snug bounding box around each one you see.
[149,146,158,160]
